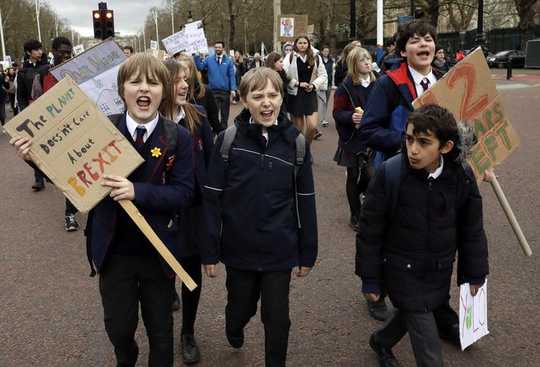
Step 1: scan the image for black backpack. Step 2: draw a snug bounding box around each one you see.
[383,154,475,220]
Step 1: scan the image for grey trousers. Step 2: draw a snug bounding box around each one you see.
[376,309,443,367]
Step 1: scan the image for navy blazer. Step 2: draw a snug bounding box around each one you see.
[86,113,194,276]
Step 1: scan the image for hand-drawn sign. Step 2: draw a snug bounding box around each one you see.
[50,39,127,116]
[413,47,520,180]
[4,76,143,213]
[459,281,489,350]
[162,21,208,56]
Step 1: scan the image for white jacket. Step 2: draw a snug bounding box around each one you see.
[284,52,328,96]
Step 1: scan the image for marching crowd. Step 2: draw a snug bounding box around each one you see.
[7,19,489,367]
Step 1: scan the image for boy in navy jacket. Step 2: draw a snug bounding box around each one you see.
[13,53,194,367]
[92,54,194,367]
[355,20,461,344]
[358,105,488,366]
[201,67,317,367]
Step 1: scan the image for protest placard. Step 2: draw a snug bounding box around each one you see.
[4,76,198,290]
[162,21,208,56]
[4,76,143,213]
[279,15,308,41]
[413,47,520,180]
[150,40,158,50]
[73,44,85,55]
[459,281,489,350]
[50,39,126,116]
[413,47,531,256]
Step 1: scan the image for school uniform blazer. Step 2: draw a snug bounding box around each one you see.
[356,62,443,162]
[86,113,194,275]
[283,53,328,95]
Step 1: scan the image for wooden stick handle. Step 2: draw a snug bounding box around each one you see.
[488,173,532,257]
[118,200,198,290]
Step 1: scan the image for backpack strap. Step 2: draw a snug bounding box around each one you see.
[220,123,238,163]
[383,154,404,220]
[293,133,306,228]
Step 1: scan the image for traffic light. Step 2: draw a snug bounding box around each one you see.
[92,6,114,40]
[93,10,103,39]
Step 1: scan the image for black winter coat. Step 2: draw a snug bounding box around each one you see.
[16,57,49,111]
[201,109,318,271]
[193,83,220,134]
[356,154,489,312]
[176,105,214,258]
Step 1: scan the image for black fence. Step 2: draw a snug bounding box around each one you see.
[359,25,540,55]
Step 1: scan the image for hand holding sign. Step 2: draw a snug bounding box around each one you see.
[4,76,197,291]
[413,47,531,257]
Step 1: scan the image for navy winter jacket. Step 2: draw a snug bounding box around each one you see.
[357,153,489,312]
[201,109,318,271]
[357,62,443,168]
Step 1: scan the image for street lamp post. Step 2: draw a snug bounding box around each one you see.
[153,8,160,49]
[476,0,487,53]
[170,0,175,34]
[35,0,42,42]
[0,8,6,60]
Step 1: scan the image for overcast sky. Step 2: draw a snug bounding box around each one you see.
[46,0,164,37]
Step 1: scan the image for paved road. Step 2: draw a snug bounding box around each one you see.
[1,74,539,366]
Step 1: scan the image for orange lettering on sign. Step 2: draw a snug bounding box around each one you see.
[447,63,489,121]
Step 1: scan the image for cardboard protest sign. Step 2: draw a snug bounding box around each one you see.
[413,47,520,180]
[50,39,126,116]
[4,76,144,213]
[162,20,208,56]
[459,281,489,350]
[279,15,308,41]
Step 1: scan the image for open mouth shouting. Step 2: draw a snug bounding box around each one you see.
[136,96,152,110]
[260,110,274,120]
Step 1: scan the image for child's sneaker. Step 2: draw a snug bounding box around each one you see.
[64,215,79,232]
[369,333,401,367]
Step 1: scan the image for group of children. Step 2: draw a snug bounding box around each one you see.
[9,19,490,367]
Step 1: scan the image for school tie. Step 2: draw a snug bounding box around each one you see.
[135,125,146,149]
[420,77,430,92]
[217,56,222,64]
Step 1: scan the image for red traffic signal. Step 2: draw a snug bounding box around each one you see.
[92,9,114,40]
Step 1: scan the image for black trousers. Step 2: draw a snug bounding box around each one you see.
[376,309,443,367]
[213,90,231,130]
[65,198,77,216]
[99,255,174,367]
[177,256,202,335]
[226,267,291,367]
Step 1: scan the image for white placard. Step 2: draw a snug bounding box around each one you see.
[73,44,85,55]
[150,40,158,50]
[459,281,489,350]
[79,65,125,115]
[162,21,208,55]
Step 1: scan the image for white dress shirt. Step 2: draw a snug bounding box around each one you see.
[428,155,444,180]
[408,65,437,98]
[126,112,159,143]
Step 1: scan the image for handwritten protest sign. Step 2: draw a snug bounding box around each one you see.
[413,47,520,180]
[4,76,143,213]
[162,20,208,56]
[459,281,489,350]
[279,15,308,41]
[414,47,531,256]
[50,39,126,116]
[150,40,158,50]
